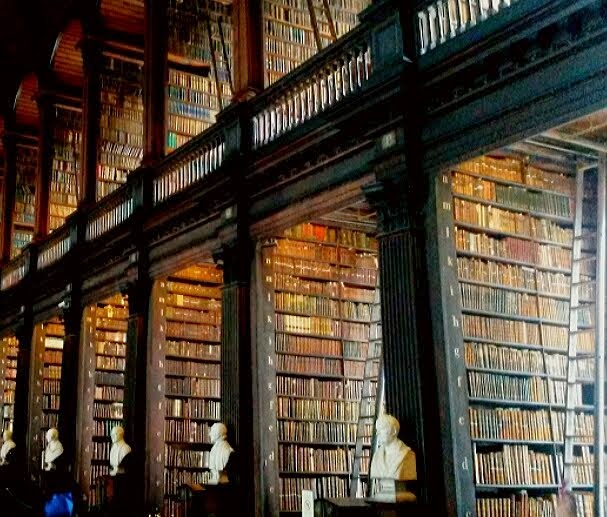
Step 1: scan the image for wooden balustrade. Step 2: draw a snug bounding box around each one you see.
[37,226,72,270]
[85,188,135,241]
[1,253,29,291]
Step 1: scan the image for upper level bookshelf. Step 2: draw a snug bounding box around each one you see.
[166,0,232,153]
[12,142,38,258]
[50,105,81,231]
[152,263,223,517]
[260,221,381,514]
[440,154,596,514]
[263,0,371,85]
[97,55,143,201]
[0,336,18,432]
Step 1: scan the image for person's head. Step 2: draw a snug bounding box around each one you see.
[209,423,227,443]
[111,425,125,444]
[46,427,58,445]
[375,414,400,447]
[2,429,12,442]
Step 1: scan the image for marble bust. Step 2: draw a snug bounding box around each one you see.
[207,422,233,484]
[109,425,132,476]
[369,414,416,503]
[0,429,16,465]
[43,427,64,471]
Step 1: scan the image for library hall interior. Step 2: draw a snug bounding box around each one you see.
[2,1,607,516]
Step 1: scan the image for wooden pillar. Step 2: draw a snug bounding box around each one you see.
[80,38,101,206]
[143,0,168,165]
[122,270,152,512]
[34,95,53,240]
[2,130,16,262]
[232,0,264,100]
[57,288,84,472]
[216,232,260,515]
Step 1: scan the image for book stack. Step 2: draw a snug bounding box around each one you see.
[12,143,37,257]
[0,336,18,432]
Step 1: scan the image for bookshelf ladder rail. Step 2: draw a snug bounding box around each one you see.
[561,165,599,493]
[349,276,383,498]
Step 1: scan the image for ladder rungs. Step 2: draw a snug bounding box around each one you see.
[574,256,596,264]
[572,280,596,287]
[574,232,597,241]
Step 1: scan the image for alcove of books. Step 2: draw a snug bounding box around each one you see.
[166,0,232,154]
[78,293,129,510]
[97,54,143,201]
[12,140,38,257]
[49,104,81,231]
[258,201,384,514]
[436,136,602,515]
[149,263,223,517]
[0,335,19,432]
[28,317,65,476]
[263,0,371,85]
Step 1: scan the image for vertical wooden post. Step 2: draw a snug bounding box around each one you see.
[143,0,168,165]
[232,0,264,100]
[2,129,17,262]
[34,95,53,240]
[80,38,101,206]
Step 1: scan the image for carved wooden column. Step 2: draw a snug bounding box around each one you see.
[57,286,84,471]
[2,129,17,262]
[143,0,168,165]
[80,37,101,206]
[34,94,53,240]
[232,0,264,99]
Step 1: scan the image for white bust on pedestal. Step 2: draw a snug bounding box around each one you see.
[43,427,64,471]
[369,414,416,503]
[207,422,233,485]
[0,429,16,465]
[109,425,131,476]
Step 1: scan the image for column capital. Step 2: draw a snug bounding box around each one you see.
[363,179,419,235]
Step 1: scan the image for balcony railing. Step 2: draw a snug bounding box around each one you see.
[1,253,28,291]
[153,127,225,205]
[37,225,72,270]
[251,24,372,150]
[417,0,519,55]
[86,187,135,241]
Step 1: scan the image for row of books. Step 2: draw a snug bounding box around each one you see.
[274,292,374,321]
[11,230,33,257]
[165,445,209,469]
[50,192,78,206]
[462,315,570,350]
[464,342,567,376]
[276,375,364,399]
[283,223,377,250]
[166,321,220,342]
[96,356,126,371]
[95,330,126,344]
[278,420,358,442]
[166,281,221,299]
[164,420,214,443]
[276,314,369,340]
[279,476,349,512]
[98,151,140,170]
[93,402,123,419]
[42,328,64,432]
[167,114,211,137]
[454,199,573,245]
[276,333,371,359]
[43,379,61,395]
[278,444,353,473]
[458,157,574,196]
[277,397,359,421]
[95,341,126,357]
[165,398,220,420]
[455,229,572,270]
[164,469,213,497]
[273,255,377,285]
[275,238,377,264]
[165,340,220,361]
[475,494,566,517]
[43,395,60,410]
[44,350,63,364]
[457,256,570,296]
[276,354,364,378]
[452,172,572,218]
[166,293,221,312]
[468,372,575,404]
[95,371,125,387]
[165,306,220,325]
[274,273,376,302]
[94,418,123,437]
[94,385,123,401]
[166,360,220,378]
[92,441,112,460]
[469,407,564,442]
[165,378,220,398]
[99,128,144,147]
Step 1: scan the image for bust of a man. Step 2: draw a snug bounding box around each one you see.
[109,425,131,476]
[207,423,233,484]
[43,427,64,471]
[0,429,16,465]
[369,414,416,503]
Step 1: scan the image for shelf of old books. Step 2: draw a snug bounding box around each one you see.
[446,155,596,515]
[166,0,232,154]
[263,0,371,85]
[0,336,18,432]
[49,104,81,231]
[261,221,382,513]
[78,293,129,510]
[152,263,223,517]
[97,55,143,201]
[12,142,38,257]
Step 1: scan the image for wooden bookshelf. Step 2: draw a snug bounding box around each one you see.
[166,0,232,153]
[153,263,223,517]
[262,0,371,85]
[49,105,81,231]
[79,293,128,510]
[12,143,38,257]
[441,155,597,514]
[260,222,381,514]
[0,336,18,432]
[97,55,143,201]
